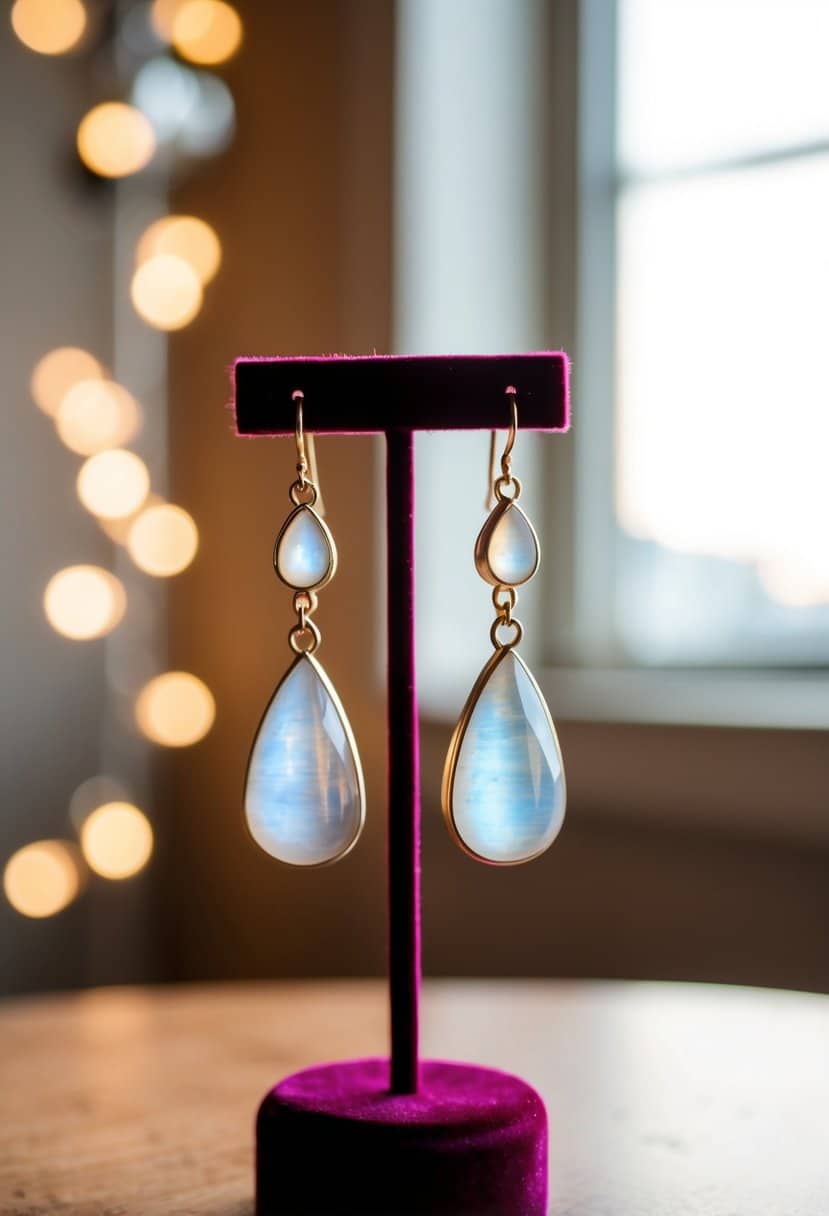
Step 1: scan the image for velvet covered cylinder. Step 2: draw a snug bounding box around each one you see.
[256,1059,548,1216]
[234,354,569,1216]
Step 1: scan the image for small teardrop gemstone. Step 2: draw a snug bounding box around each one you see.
[445,649,565,864]
[274,506,334,590]
[477,502,539,586]
[245,655,364,865]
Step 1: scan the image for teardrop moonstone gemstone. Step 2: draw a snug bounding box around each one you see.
[482,503,539,586]
[245,655,364,865]
[446,649,565,863]
[274,506,333,589]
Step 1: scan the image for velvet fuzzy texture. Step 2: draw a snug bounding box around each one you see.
[386,430,420,1093]
[233,352,570,436]
[256,1058,548,1216]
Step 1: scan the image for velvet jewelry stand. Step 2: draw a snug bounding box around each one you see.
[234,354,570,1216]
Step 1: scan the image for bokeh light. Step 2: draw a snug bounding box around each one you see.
[130,253,203,330]
[44,565,126,640]
[150,0,184,41]
[179,70,235,156]
[55,379,142,455]
[132,56,199,142]
[3,841,80,918]
[77,449,150,520]
[171,0,242,65]
[98,492,162,546]
[11,0,87,55]
[77,102,156,179]
[69,775,131,832]
[30,347,103,417]
[136,215,221,285]
[136,671,215,746]
[80,803,154,879]
[127,502,199,575]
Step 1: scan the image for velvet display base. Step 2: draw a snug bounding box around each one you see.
[256,1057,548,1216]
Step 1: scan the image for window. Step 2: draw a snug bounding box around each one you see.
[611,0,829,664]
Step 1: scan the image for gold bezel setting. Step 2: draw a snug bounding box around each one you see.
[441,645,566,867]
[243,651,366,868]
[272,502,338,593]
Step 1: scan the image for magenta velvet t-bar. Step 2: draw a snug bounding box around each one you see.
[233,353,569,1095]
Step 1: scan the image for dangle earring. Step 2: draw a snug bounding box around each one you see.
[442,388,566,865]
[244,391,365,866]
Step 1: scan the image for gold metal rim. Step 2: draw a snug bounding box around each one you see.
[273,503,338,593]
[242,652,366,869]
[441,647,567,867]
[473,497,540,588]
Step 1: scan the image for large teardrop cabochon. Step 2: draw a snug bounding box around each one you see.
[442,647,566,865]
[474,499,540,587]
[244,654,365,866]
[273,504,336,591]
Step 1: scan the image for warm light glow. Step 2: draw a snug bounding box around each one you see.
[136,671,215,746]
[127,503,199,576]
[11,0,87,55]
[98,492,162,545]
[136,215,221,285]
[172,0,242,65]
[150,0,185,41]
[77,102,156,179]
[55,379,141,455]
[759,557,829,609]
[44,565,126,640]
[3,841,80,918]
[81,803,154,879]
[30,347,103,417]
[130,254,202,330]
[77,449,150,520]
[69,775,130,831]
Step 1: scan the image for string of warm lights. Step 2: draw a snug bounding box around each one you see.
[5,0,242,920]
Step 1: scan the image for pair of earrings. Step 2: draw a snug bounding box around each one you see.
[243,390,566,868]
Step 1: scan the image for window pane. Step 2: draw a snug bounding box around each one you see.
[619,0,829,175]
[616,156,829,662]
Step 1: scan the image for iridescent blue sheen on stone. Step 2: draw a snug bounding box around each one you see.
[245,655,363,865]
[274,506,333,590]
[448,649,565,863]
[485,503,539,586]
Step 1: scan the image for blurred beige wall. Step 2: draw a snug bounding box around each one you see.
[165,0,393,980]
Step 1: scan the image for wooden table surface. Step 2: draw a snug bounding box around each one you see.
[1,979,827,1215]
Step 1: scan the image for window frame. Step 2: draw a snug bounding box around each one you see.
[535,0,829,729]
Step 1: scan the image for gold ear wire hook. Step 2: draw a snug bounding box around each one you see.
[306,433,324,515]
[486,432,497,509]
[501,386,518,479]
[486,387,519,509]
[292,389,325,515]
[292,390,307,485]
